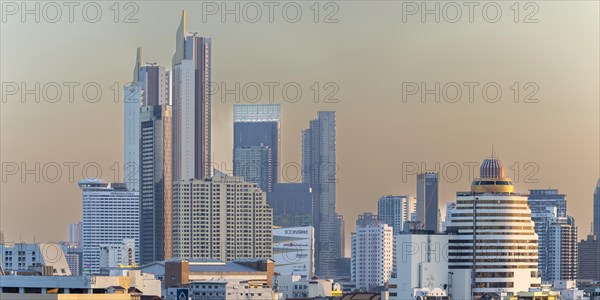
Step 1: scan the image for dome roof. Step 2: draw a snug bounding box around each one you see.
[480,158,506,178]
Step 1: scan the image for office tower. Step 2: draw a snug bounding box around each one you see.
[578,234,600,281]
[350,213,393,291]
[138,65,170,106]
[272,226,314,279]
[79,179,139,274]
[0,231,3,243]
[172,175,272,261]
[529,189,567,218]
[172,10,212,181]
[234,146,272,192]
[302,111,342,277]
[267,183,313,227]
[445,156,541,298]
[139,105,173,265]
[68,222,83,249]
[377,195,416,235]
[233,104,280,192]
[594,179,600,236]
[416,172,439,232]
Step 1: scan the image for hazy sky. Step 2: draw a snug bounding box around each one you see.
[1,1,598,254]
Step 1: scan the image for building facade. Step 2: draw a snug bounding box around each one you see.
[267,183,313,227]
[172,10,212,181]
[0,243,72,276]
[272,226,314,279]
[233,146,272,193]
[416,172,439,232]
[531,207,577,282]
[79,179,139,274]
[445,157,541,298]
[594,179,600,237]
[377,195,416,235]
[139,104,173,265]
[172,175,272,261]
[351,214,393,291]
[528,189,567,218]
[578,234,600,281]
[68,222,83,249]
[389,234,450,300]
[302,111,342,277]
[233,104,280,192]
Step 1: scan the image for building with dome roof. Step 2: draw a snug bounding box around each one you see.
[446,156,541,299]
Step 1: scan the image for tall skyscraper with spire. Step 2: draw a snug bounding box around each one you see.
[446,155,541,298]
[172,10,212,181]
[302,111,342,277]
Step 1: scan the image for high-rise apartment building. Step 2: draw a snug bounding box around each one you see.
[139,105,173,265]
[233,104,280,192]
[68,221,83,249]
[351,213,394,291]
[79,179,139,274]
[527,189,577,283]
[594,179,600,237]
[172,10,212,181]
[302,111,342,277]
[446,156,541,298]
[578,234,600,281]
[172,175,272,261]
[416,172,439,232]
[377,195,416,235]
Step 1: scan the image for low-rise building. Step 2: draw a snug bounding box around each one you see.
[166,279,272,300]
[273,274,342,299]
[0,269,161,299]
[1,243,72,276]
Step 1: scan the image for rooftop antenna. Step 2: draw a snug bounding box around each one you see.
[145,62,158,66]
[491,145,495,158]
[190,31,198,36]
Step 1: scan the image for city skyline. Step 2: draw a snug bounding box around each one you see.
[1,3,598,257]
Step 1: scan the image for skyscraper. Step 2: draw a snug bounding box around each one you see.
[594,179,600,237]
[68,221,83,249]
[268,183,313,227]
[377,195,416,235]
[139,105,173,265]
[172,10,212,181]
[528,189,567,217]
[233,104,280,192]
[446,156,541,298]
[124,48,170,191]
[302,111,342,277]
[416,172,439,232]
[528,189,577,282]
[234,146,272,192]
[79,179,139,274]
[123,48,143,191]
[578,234,600,281]
[172,175,272,261]
[351,213,394,291]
